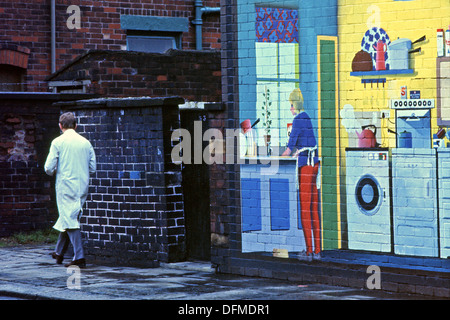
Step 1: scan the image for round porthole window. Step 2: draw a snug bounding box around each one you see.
[355,174,382,216]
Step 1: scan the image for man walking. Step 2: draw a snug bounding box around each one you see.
[45,112,96,268]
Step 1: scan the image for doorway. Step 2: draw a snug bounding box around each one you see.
[180,109,211,261]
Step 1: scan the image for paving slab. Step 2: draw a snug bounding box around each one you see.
[0,245,437,302]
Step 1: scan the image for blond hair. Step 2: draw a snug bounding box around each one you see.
[289,88,304,113]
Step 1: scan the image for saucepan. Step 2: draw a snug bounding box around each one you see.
[389,35,426,70]
[388,129,412,148]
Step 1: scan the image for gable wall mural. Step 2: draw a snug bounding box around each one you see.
[236,0,450,267]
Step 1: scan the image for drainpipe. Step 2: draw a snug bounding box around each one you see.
[193,0,220,50]
[51,0,56,74]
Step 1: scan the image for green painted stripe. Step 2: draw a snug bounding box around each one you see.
[319,39,339,250]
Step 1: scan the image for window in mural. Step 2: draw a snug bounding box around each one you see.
[255,7,299,148]
[239,2,339,259]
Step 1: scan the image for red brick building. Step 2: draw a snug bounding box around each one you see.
[0,0,221,92]
[0,1,223,263]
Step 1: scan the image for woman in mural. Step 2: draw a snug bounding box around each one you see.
[282,88,321,258]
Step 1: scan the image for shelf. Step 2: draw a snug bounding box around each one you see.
[350,69,414,76]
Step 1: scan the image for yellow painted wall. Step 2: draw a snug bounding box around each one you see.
[338,0,450,149]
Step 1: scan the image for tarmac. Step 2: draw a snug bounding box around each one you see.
[0,244,437,302]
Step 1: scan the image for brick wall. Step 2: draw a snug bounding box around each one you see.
[218,0,450,298]
[0,0,220,92]
[0,44,30,69]
[60,96,185,267]
[207,108,229,254]
[0,93,91,237]
[0,1,51,91]
[48,49,221,102]
[208,0,239,272]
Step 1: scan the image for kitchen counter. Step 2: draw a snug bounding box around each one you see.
[239,154,305,254]
[240,155,297,163]
[391,147,437,155]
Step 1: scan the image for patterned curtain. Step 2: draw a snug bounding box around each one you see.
[255,7,299,43]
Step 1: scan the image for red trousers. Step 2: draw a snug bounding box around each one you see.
[299,163,320,254]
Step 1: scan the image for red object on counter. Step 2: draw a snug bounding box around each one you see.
[240,119,252,134]
[357,125,378,148]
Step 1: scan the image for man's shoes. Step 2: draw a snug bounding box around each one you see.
[64,258,86,268]
[51,252,64,264]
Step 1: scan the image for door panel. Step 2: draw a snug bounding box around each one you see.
[318,36,340,250]
[392,153,438,257]
[180,110,211,261]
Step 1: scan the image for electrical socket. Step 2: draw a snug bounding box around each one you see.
[381,110,390,119]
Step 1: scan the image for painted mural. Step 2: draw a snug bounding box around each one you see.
[237,0,338,260]
[340,0,450,260]
[237,0,450,264]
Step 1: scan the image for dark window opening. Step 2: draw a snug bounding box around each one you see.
[0,64,25,92]
[126,31,181,53]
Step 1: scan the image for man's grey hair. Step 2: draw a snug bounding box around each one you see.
[59,112,77,129]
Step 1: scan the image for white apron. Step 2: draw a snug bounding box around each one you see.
[44,129,96,232]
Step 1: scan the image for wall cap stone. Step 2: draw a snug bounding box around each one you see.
[0,92,95,101]
[55,96,185,109]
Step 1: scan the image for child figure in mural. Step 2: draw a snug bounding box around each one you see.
[282,88,321,259]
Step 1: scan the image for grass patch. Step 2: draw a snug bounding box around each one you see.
[0,228,59,247]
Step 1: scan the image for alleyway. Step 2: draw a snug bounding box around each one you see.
[0,245,436,303]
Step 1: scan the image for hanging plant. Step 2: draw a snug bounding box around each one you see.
[261,85,272,137]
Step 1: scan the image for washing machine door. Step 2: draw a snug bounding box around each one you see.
[355,174,383,216]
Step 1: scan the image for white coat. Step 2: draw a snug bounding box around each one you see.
[44,129,96,232]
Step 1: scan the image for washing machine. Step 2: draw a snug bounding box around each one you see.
[346,148,392,253]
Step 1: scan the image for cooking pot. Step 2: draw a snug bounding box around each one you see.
[388,129,412,148]
[398,130,412,148]
[352,50,373,72]
[389,35,425,70]
[356,125,379,148]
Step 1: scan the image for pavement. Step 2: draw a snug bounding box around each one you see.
[0,245,437,302]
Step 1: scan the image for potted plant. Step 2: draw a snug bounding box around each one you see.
[261,85,272,145]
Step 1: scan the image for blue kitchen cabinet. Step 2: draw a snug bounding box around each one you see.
[240,159,308,253]
[241,178,262,232]
[438,149,450,258]
[269,179,290,231]
[392,148,439,257]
